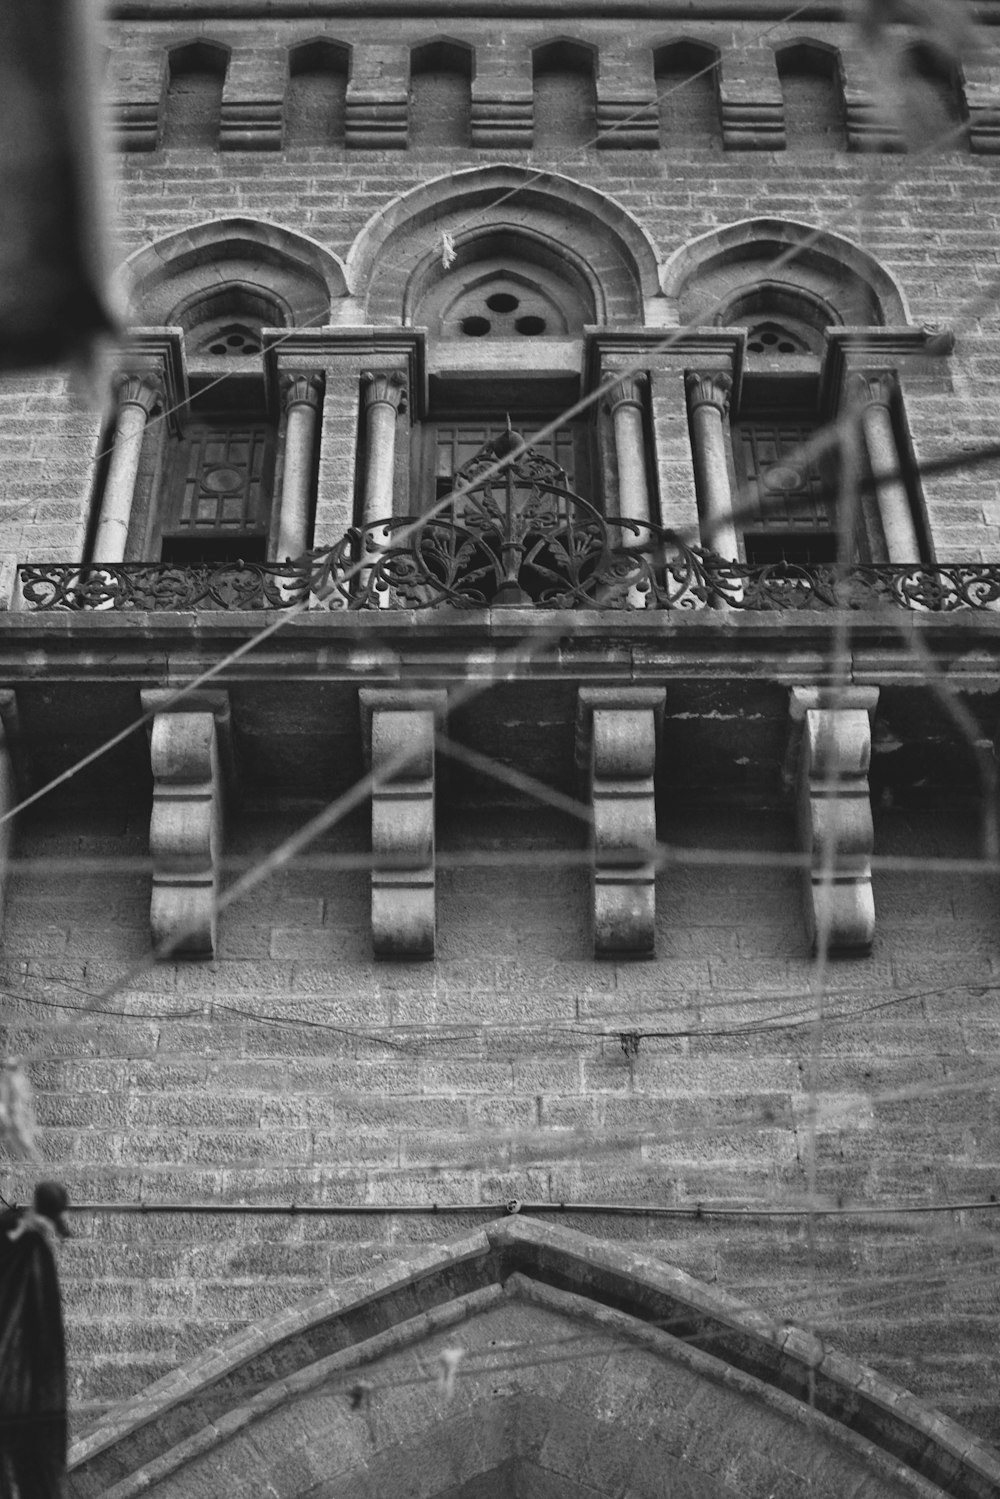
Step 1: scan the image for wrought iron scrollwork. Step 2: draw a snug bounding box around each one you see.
[17,436,1000,615]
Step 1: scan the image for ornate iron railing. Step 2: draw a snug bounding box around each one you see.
[17,437,1000,614]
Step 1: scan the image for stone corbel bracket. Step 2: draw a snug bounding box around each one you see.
[577,687,666,957]
[789,687,880,956]
[0,692,23,935]
[360,689,447,959]
[140,690,232,960]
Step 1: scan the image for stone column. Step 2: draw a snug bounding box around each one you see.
[277,373,323,560]
[360,370,407,530]
[849,372,921,562]
[685,371,739,561]
[606,373,652,530]
[93,374,162,562]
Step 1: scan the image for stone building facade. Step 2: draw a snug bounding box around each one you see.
[3,1,1000,1494]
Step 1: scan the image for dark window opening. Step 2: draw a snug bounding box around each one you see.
[532,41,597,151]
[160,534,268,567]
[430,418,589,500]
[409,41,473,148]
[286,41,349,147]
[743,531,839,567]
[904,43,966,151]
[776,43,846,150]
[654,41,721,149]
[162,415,275,566]
[163,42,228,148]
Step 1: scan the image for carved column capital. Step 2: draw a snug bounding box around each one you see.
[685,370,732,416]
[280,372,323,413]
[361,369,408,415]
[113,372,163,417]
[605,370,648,415]
[846,370,895,410]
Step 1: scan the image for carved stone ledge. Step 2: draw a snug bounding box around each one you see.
[140,690,230,959]
[219,100,284,151]
[470,95,533,149]
[360,689,447,959]
[845,98,905,153]
[968,104,1000,155]
[345,93,409,150]
[720,95,784,150]
[789,687,880,956]
[577,687,665,957]
[596,97,659,150]
[111,100,160,151]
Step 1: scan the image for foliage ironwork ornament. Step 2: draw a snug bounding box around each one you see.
[18,434,1000,614]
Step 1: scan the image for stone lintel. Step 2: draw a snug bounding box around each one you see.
[359,687,447,959]
[577,686,665,958]
[789,685,879,957]
[819,326,954,413]
[263,327,427,417]
[584,329,745,397]
[114,328,189,433]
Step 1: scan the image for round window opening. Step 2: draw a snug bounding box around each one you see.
[201,465,245,495]
[516,315,547,336]
[461,315,492,336]
[201,324,262,358]
[486,292,520,313]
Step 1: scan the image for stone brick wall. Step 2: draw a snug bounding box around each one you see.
[2,3,1000,1474]
[4,16,1000,563]
[2,795,998,1441]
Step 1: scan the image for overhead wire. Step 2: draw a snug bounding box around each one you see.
[5,6,1000,1419]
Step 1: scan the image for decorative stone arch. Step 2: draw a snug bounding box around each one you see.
[651,34,722,71]
[410,34,475,77]
[122,216,349,331]
[531,33,599,75]
[774,34,843,68]
[68,1218,999,1499]
[662,217,913,330]
[347,166,665,327]
[287,34,352,72]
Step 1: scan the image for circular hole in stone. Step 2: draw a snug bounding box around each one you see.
[760,331,779,346]
[462,315,492,336]
[777,341,797,354]
[486,292,519,313]
[748,341,764,354]
[243,342,261,355]
[226,334,245,347]
[516,315,546,336]
[208,343,229,356]
[761,463,805,492]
